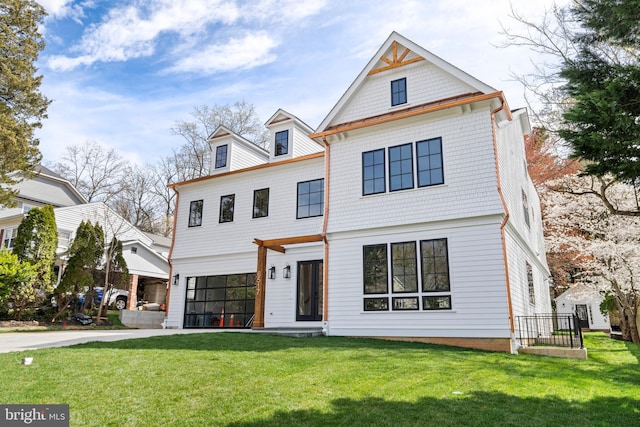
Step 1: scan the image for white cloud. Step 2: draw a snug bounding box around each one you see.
[167,32,278,73]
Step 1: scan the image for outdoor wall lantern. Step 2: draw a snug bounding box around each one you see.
[172,273,179,286]
[268,265,276,280]
[283,264,291,279]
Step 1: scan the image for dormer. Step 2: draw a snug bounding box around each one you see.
[208,126,269,175]
[265,109,324,161]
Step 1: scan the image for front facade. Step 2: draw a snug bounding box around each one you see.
[166,33,551,352]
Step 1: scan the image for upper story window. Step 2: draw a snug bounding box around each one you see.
[1,228,18,249]
[362,149,386,195]
[527,262,535,305]
[253,188,269,218]
[214,145,228,169]
[391,78,407,106]
[188,200,203,227]
[297,178,324,219]
[522,189,530,228]
[219,194,235,223]
[389,143,414,191]
[275,130,289,156]
[416,138,444,187]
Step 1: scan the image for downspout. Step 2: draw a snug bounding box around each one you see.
[322,136,330,328]
[164,186,180,325]
[491,105,516,340]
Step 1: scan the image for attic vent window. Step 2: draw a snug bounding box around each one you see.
[275,130,289,156]
[131,247,138,254]
[391,78,407,106]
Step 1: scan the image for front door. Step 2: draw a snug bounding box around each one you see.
[297,260,323,321]
[575,304,590,329]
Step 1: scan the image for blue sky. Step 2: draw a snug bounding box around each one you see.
[36,0,565,165]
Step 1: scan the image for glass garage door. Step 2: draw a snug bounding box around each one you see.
[184,273,256,328]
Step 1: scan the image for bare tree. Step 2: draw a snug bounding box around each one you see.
[111,165,161,234]
[51,140,129,203]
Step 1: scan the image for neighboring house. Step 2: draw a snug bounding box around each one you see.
[0,167,169,307]
[555,284,610,331]
[166,32,551,353]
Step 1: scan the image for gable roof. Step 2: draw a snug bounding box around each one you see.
[316,31,499,134]
[265,109,315,134]
[209,125,269,157]
[12,166,87,207]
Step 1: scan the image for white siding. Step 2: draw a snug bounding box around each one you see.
[171,156,325,260]
[327,108,503,234]
[122,243,169,278]
[229,141,269,170]
[326,218,512,338]
[332,61,478,126]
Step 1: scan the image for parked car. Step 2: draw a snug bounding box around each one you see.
[76,287,130,310]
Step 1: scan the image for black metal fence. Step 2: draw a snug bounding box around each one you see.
[515,313,584,349]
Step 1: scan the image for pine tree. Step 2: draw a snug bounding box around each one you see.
[0,0,51,207]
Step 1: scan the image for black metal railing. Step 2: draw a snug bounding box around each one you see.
[515,313,584,349]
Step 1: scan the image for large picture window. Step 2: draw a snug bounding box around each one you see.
[416,138,444,187]
[389,143,414,191]
[362,149,385,195]
[253,188,269,218]
[188,200,203,227]
[219,194,235,223]
[275,130,289,156]
[297,179,324,219]
[214,145,228,169]
[184,273,256,328]
[362,238,452,311]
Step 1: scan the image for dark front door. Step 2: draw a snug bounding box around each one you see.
[297,260,323,321]
[575,304,590,329]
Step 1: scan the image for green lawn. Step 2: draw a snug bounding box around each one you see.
[0,332,637,426]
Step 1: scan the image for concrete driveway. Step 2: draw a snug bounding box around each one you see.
[0,329,225,354]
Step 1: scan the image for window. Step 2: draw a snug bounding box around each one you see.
[527,262,535,305]
[362,149,386,195]
[417,138,444,187]
[188,200,203,227]
[214,145,228,169]
[275,130,289,156]
[391,242,417,293]
[131,247,137,254]
[297,179,324,219]
[219,195,235,223]
[362,238,452,311]
[253,188,269,218]
[389,143,414,191]
[522,190,530,227]
[1,228,17,249]
[391,78,407,106]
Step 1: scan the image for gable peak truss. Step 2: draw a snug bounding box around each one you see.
[368,41,425,76]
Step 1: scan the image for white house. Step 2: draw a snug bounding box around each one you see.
[555,284,610,331]
[166,32,551,353]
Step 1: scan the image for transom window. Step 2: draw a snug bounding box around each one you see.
[362,149,386,195]
[363,238,452,311]
[391,77,407,106]
[253,188,269,218]
[275,130,289,156]
[219,194,235,223]
[214,145,228,169]
[417,138,444,187]
[297,179,324,219]
[389,143,414,191]
[188,200,203,227]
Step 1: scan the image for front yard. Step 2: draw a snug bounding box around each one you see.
[0,332,637,426]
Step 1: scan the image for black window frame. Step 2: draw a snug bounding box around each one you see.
[391,77,407,106]
[275,130,289,156]
[362,149,386,195]
[363,244,388,295]
[388,143,414,191]
[214,144,228,169]
[253,188,269,219]
[391,241,417,293]
[188,200,203,227]
[420,238,451,293]
[416,137,444,187]
[219,194,235,223]
[296,178,324,219]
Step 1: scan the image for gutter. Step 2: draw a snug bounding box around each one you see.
[322,137,330,322]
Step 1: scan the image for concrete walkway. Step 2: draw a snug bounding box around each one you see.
[0,329,225,354]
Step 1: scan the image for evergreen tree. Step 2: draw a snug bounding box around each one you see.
[0,249,35,306]
[559,0,640,185]
[0,0,51,207]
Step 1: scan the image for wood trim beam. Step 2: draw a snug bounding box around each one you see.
[254,234,323,248]
[368,56,425,76]
[310,92,505,139]
[254,245,267,328]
